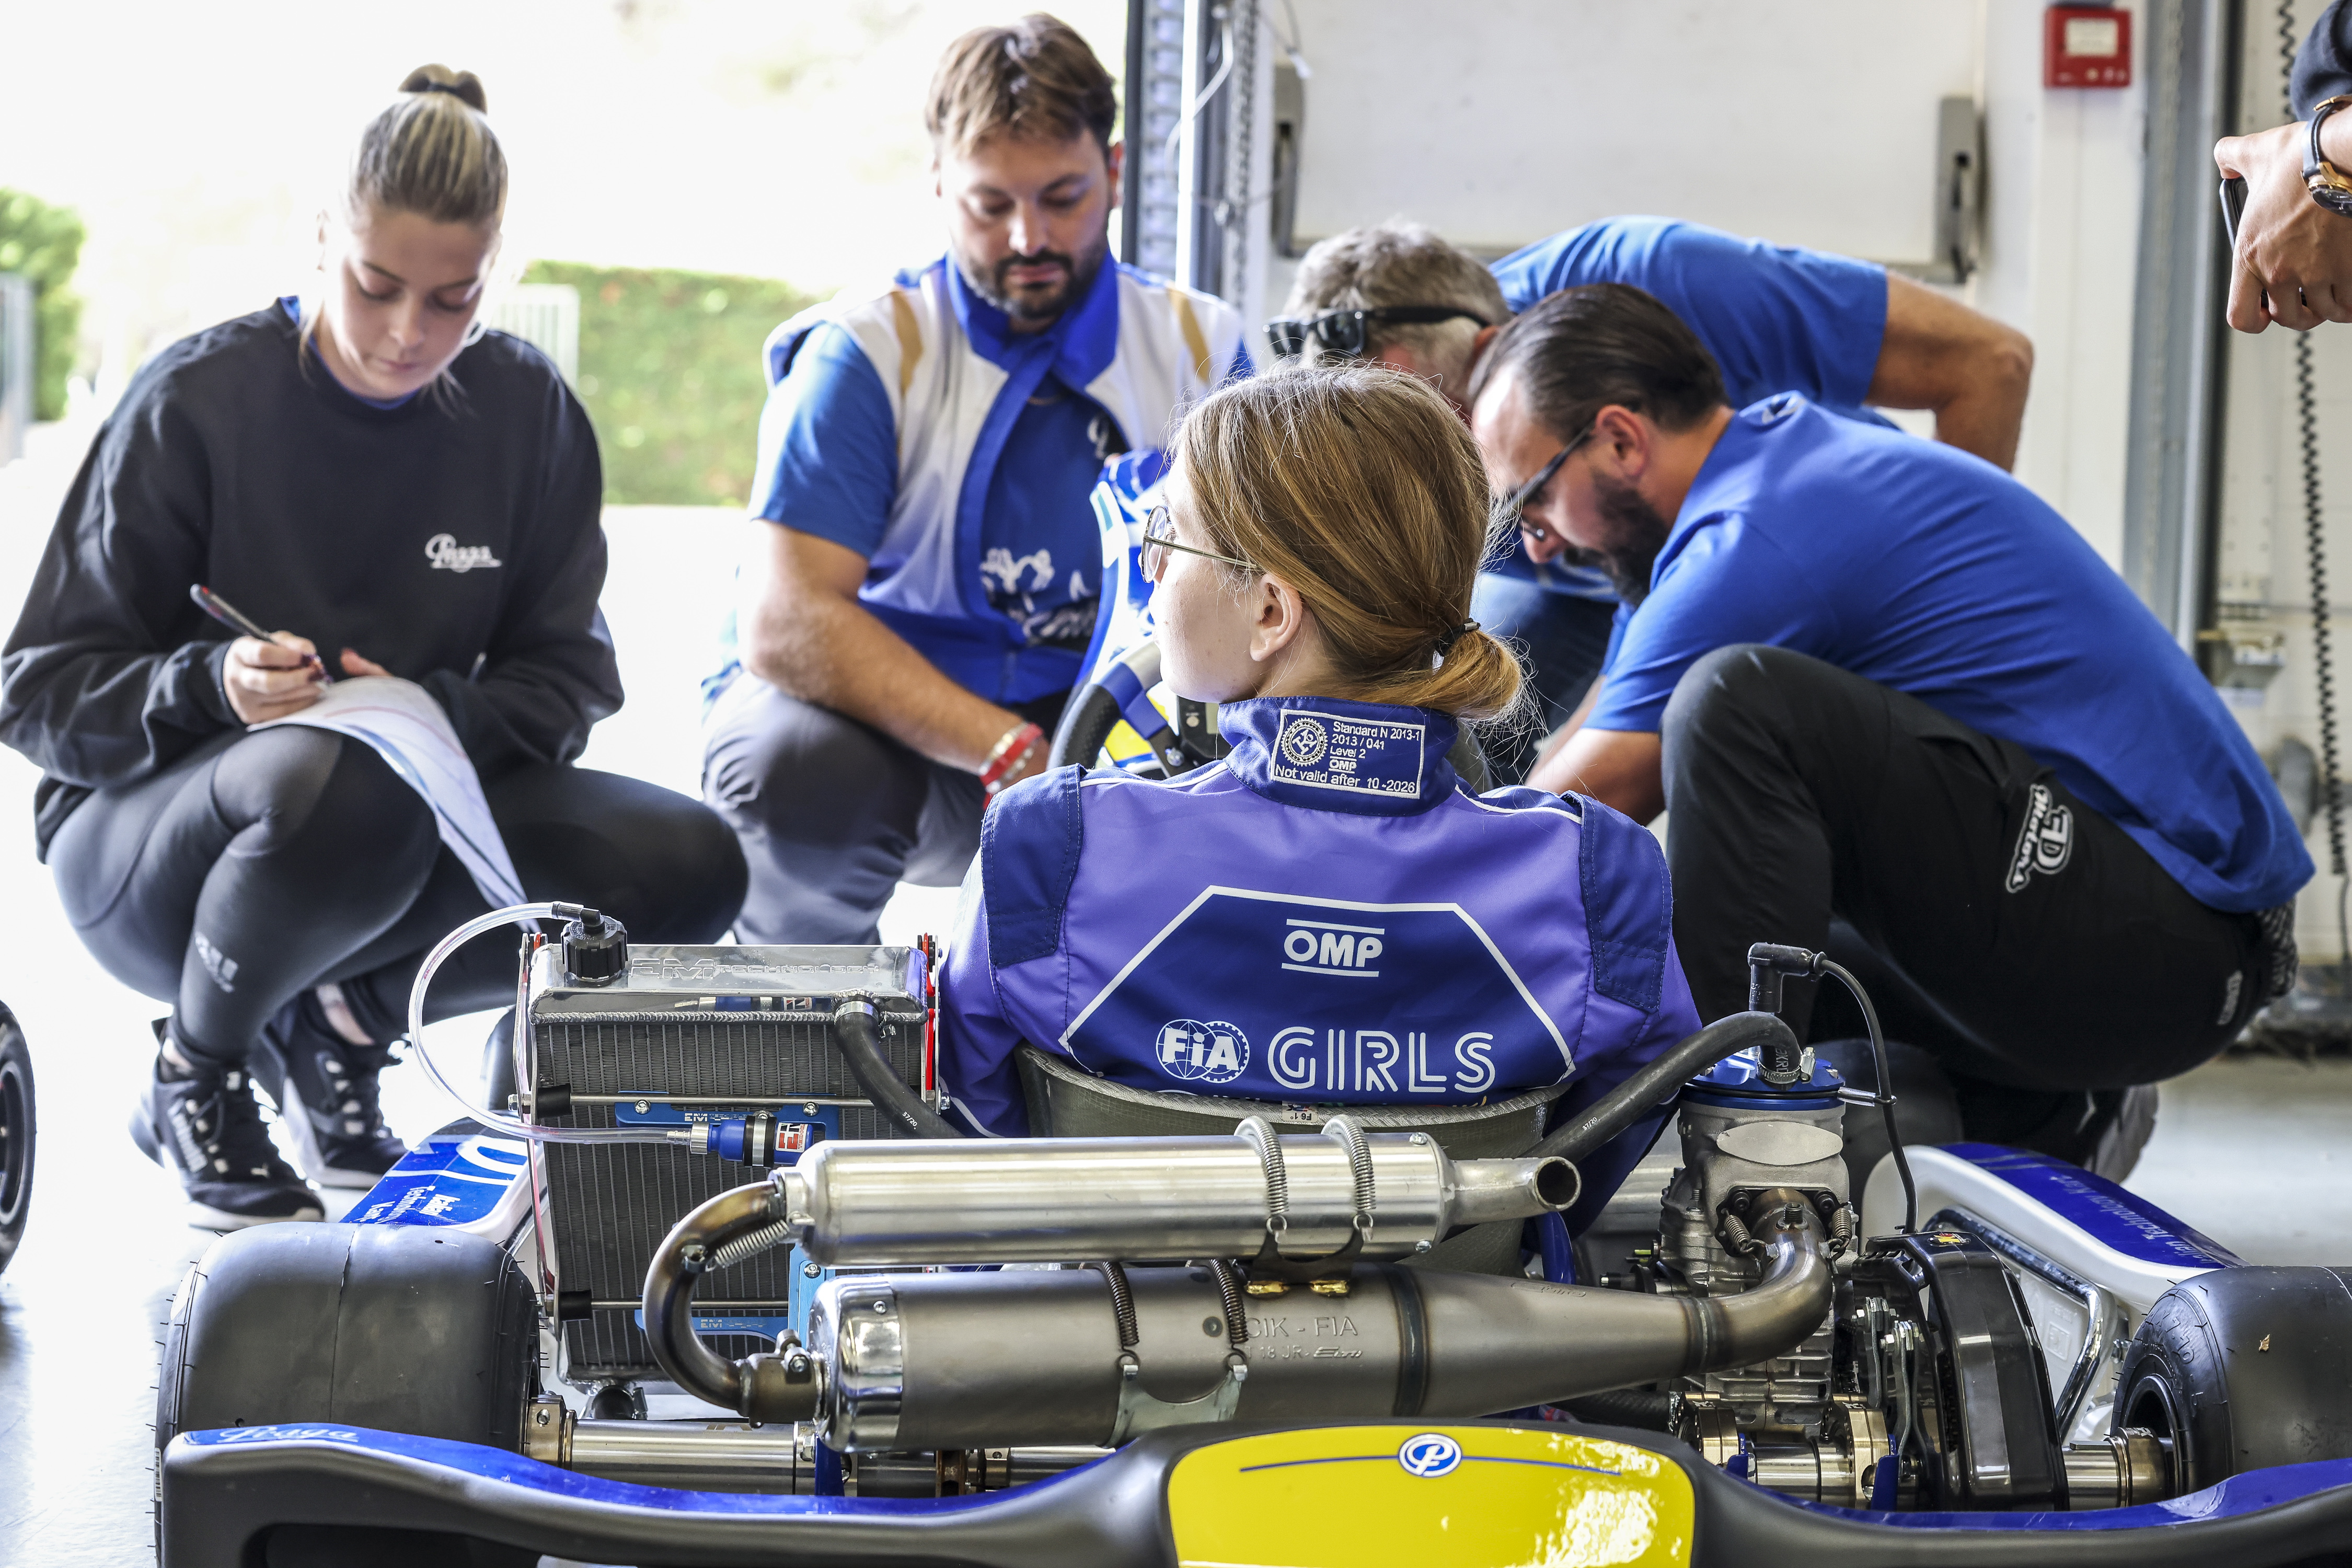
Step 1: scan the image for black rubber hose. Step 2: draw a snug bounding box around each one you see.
[1561,1388,1678,1432]
[831,1001,962,1138]
[1528,1011,1798,1165]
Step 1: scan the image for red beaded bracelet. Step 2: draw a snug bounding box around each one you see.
[979,721,1045,796]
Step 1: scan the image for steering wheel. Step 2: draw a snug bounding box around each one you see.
[1047,641,1228,777]
[1049,637,1491,791]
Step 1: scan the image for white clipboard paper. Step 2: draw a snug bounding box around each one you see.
[256,676,527,908]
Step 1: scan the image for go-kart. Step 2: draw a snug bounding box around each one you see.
[151,908,2352,1566]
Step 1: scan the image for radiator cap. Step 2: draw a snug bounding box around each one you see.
[560,907,629,986]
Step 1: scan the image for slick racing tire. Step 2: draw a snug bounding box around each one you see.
[2115,1265,2352,1490]
[157,1225,539,1564]
[158,1223,537,1454]
[0,1006,31,1277]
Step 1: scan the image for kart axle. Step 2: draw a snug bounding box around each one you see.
[520,1399,1108,1495]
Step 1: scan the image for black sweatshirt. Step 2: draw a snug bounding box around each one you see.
[0,301,621,855]
[2298,0,2352,115]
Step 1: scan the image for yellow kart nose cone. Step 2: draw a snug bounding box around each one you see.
[1168,1424,1695,1567]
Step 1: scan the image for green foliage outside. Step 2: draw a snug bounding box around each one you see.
[524,260,816,508]
[0,189,87,422]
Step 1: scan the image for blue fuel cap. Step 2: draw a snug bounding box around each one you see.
[1682,1052,1844,1111]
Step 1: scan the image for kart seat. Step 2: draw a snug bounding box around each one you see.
[1013,1045,1566,1274]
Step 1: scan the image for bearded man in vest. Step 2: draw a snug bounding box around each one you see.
[704,15,1250,941]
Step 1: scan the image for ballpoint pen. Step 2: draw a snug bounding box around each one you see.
[189,584,334,683]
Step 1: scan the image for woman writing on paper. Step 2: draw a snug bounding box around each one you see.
[0,68,745,1228]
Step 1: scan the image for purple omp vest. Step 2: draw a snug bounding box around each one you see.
[938,695,1702,1160]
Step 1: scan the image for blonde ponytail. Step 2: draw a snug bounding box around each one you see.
[1171,365,1528,724]
[349,65,506,229]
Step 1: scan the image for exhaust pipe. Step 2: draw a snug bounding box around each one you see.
[794,1196,1830,1451]
[647,1156,1829,1449]
[642,1124,1577,1421]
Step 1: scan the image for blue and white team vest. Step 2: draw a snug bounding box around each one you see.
[758,257,1246,694]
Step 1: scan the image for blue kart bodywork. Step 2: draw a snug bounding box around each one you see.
[157,1138,2352,1565]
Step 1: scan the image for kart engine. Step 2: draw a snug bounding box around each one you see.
[1620,1052,2171,1512]
[620,995,2175,1513]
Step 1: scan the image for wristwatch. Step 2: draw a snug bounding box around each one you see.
[2305,95,2352,216]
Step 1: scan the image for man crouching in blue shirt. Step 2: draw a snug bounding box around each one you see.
[702,16,1248,942]
[1470,283,2310,1175]
[1274,218,2033,788]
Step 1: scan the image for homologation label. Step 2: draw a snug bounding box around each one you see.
[1269,709,1426,798]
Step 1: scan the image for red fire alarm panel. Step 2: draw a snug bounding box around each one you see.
[2046,5,2132,88]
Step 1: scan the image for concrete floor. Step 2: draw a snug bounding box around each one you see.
[2,421,2350,1563]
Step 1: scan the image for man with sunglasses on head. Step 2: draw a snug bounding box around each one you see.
[1270,218,2032,785]
[701,17,1249,942]
[1465,281,2308,1176]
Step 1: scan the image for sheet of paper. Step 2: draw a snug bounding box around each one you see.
[257,676,526,908]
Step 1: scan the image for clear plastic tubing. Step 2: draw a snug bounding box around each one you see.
[403,901,688,1147]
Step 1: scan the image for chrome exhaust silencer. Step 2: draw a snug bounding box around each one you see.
[767,1123,1578,1266]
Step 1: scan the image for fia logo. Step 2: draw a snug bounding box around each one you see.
[1396,1433,1463,1478]
[2004,781,2074,893]
[425,533,504,573]
[1155,1019,1249,1084]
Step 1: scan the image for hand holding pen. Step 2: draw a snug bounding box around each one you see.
[190,585,391,725]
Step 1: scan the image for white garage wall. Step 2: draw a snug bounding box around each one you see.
[1252,1,2150,568]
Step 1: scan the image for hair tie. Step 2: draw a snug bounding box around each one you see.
[411,80,467,98]
[1433,619,1479,656]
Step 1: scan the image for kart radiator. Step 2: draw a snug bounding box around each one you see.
[524,942,931,1383]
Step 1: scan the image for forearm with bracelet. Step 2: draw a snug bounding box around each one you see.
[979,720,1045,803]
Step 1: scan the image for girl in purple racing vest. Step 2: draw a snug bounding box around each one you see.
[937,364,1702,1230]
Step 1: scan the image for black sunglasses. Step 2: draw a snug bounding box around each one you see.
[1265,305,1492,360]
[1488,424,1595,535]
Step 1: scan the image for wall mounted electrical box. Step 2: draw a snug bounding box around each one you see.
[2046,5,2132,88]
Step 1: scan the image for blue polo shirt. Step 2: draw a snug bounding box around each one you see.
[736,259,1251,703]
[1485,217,1890,599]
[1592,394,2311,913]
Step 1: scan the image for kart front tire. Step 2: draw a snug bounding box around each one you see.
[158,1223,537,1452]
[2115,1265,2352,1490]
[0,1006,32,1277]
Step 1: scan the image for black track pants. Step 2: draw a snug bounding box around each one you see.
[50,725,746,1062]
[1659,645,2276,1106]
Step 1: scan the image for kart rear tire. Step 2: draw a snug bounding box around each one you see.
[2115,1265,2352,1490]
[158,1223,537,1455]
[0,1006,31,1277]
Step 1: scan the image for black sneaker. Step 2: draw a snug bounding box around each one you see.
[251,992,408,1189]
[130,1027,322,1229]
